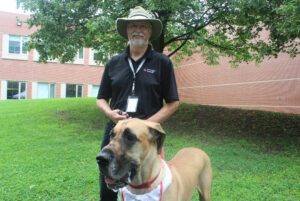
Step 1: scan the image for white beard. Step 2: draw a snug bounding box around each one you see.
[129,33,148,47]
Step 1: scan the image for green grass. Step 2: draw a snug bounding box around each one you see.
[0,98,299,201]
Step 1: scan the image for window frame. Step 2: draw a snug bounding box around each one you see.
[69,48,85,65]
[6,81,27,100]
[36,82,56,99]
[66,84,83,98]
[8,35,28,55]
[88,49,105,66]
[2,34,29,60]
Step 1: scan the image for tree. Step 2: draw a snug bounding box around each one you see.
[18,0,300,67]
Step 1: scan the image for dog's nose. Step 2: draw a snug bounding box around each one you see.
[96,150,113,168]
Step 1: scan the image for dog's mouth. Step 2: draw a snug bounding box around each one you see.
[104,173,130,191]
[104,164,138,191]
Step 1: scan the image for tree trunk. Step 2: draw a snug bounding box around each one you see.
[151,29,164,53]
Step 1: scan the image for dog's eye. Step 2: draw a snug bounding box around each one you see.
[109,130,115,140]
[123,128,138,144]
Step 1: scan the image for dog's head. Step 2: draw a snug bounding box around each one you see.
[96,118,166,191]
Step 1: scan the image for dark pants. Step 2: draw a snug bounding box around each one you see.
[99,121,117,201]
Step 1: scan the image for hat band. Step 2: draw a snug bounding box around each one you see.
[128,16,150,20]
[129,12,151,19]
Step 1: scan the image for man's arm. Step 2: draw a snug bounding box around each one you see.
[96,99,127,123]
[147,100,179,123]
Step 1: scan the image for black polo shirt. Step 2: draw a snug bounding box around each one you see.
[97,45,179,119]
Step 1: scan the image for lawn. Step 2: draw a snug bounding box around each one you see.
[0,98,299,201]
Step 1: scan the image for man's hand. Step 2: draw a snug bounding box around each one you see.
[108,109,128,124]
[97,99,129,124]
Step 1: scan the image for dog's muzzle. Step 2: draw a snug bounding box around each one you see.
[96,148,139,191]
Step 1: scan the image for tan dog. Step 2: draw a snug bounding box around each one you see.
[96,118,212,201]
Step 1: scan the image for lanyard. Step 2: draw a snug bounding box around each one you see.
[128,57,146,95]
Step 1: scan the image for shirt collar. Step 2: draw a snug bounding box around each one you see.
[125,45,152,61]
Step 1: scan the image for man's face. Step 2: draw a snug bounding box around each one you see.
[127,21,152,47]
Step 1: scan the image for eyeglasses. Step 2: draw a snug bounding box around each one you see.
[127,23,151,31]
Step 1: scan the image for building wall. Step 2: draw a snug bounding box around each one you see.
[0,56,103,85]
[176,53,300,114]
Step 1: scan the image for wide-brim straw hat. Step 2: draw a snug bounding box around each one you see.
[116,6,162,40]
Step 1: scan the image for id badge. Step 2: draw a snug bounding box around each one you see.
[126,96,139,113]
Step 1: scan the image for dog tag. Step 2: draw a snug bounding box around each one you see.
[126,96,139,113]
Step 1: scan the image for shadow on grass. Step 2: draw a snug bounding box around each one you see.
[163,103,300,155]
[55,100,300,155]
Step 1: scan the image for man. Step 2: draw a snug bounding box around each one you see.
[96,6,179,201]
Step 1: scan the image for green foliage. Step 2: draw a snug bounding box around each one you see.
[18,0,299,66]
[0,98,299,200]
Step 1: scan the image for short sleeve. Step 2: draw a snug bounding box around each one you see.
[162,58,179,102]
[97,62,112,100]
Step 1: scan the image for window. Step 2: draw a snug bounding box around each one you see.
[37,83,56,99]
[67,48,85,65]
[77,85,82,97]
[7,81,26,99]
[2,34,29,60]
[92,85,100,97]
[66,84,83,98]
[9,35,28,54]
[93,49,100,61]
[88,85,100,97]
[50,83,55,98]
[77,48,84,59]
[88,49,105,66]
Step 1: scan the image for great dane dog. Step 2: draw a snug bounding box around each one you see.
[96,118,212,201]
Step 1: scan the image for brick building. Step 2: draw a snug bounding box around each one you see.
[1,11,299,114]
[0,11,103,100]
[176,54,300,114]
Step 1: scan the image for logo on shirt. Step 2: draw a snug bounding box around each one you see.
[143,68,156,74]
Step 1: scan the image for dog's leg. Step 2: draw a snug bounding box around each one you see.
[197,160,212,201]
[198,190,204,201]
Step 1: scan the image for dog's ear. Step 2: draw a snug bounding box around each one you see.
[144,121,166,154]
